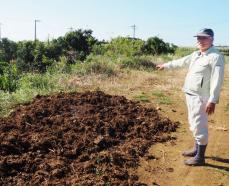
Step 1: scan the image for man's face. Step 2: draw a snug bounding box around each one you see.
[197,36,213,52]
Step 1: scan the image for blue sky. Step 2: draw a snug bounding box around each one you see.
[0,0,228,46]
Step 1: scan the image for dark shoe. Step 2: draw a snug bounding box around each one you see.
[184,144,207,166]
[182,142,198,157]
[184,157,205,166]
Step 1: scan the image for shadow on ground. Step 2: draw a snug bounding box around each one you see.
[205,156,229,172]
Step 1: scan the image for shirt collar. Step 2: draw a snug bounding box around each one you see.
[200,45,215,56]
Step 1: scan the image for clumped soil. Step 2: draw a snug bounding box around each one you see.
[0,91,178,185]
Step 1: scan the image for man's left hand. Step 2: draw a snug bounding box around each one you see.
[205,102,215,115]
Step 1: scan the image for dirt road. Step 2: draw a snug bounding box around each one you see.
[135,69,229,186]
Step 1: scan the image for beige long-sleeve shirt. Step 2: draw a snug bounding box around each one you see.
[163,46,225,103]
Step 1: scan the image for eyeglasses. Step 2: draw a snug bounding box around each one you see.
[197,36,211,40]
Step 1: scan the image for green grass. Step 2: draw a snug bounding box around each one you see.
[151,91,173,105]
[133,92,150,102]
[0,71,76,117]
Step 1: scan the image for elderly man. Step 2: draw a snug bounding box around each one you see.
[156,28,225,166]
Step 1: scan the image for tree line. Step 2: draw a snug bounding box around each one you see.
[0,29,177,92]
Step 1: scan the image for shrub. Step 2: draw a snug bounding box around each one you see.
[78,55,118,76]
[118,56,156,71]
[219,47,229,56]
[0,62,19,93]
[103,37,144,57]
[0,38,17,62]
[19,73,57,91]
[16,41,36,72]
[142,36,177,55]
[175,47,196,57]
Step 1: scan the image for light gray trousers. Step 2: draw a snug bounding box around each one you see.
[185,94,208,145]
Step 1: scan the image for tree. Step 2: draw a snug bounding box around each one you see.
[0,38,17,62]
[143,36,177,55]
[45,38,65,60]
[16,41,36,72]
[63,29,97,60]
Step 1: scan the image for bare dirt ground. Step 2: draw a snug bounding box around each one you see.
[66,66,229,186]
[1,64,228,185]
[134,69,229,186]
[0,91,178,185]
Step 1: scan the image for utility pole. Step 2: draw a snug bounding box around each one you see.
[131,24,136,39]
[0,23,2,40]
[47,33,50,45]
[68,27,74,32]
[34,19,41,41]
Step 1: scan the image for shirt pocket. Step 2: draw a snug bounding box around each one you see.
[194,62,209,73]
[185,74,203,92]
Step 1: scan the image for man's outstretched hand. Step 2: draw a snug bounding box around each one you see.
[156,64,165,70]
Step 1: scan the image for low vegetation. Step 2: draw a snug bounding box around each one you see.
[1,28,228,117]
